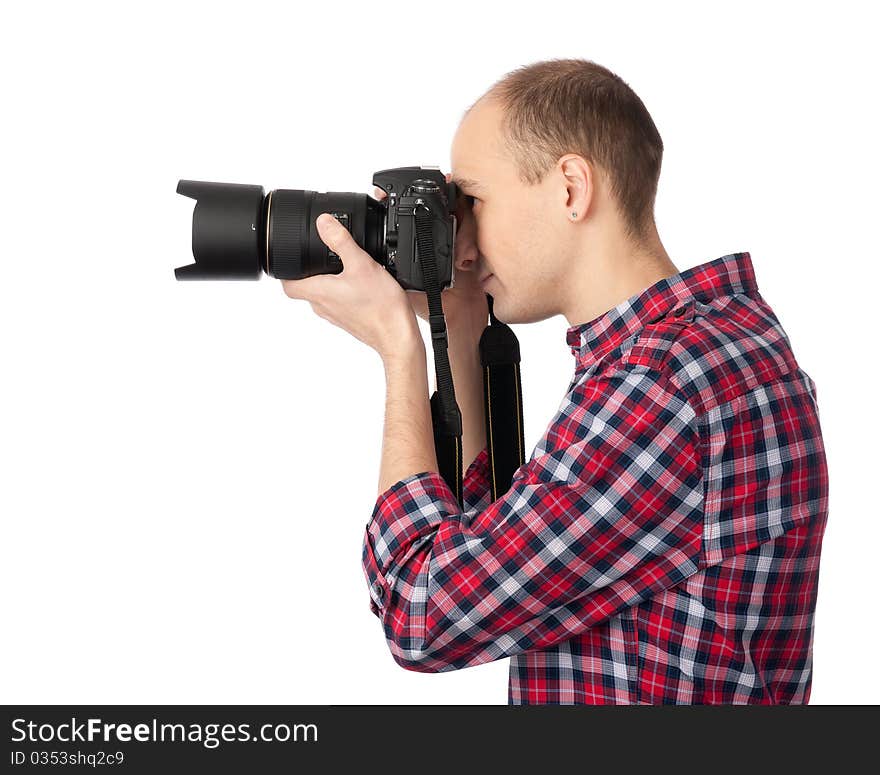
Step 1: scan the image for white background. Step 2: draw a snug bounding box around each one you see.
[2,1,876,704]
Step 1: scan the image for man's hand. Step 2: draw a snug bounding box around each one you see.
[280,213,421,361]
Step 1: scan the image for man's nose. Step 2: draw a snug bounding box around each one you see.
[455,243,479,271]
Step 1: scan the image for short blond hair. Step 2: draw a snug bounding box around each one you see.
[477,58,664,248]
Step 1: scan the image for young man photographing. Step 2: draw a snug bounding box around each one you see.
[281,59,829,704]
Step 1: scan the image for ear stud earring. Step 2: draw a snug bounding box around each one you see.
[571,211,577,218]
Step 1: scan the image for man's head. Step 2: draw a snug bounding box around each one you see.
[450,58,673,326]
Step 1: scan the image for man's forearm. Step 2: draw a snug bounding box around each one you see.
[377,333,439,498]
[376,319,487,499]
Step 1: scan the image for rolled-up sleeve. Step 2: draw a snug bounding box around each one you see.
[363,447,491,617]
[361,366,704,672]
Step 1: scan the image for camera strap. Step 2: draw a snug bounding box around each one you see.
[414,205,525,508]
[479,294,525,503]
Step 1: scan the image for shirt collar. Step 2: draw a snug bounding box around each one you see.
[565,251,759,367]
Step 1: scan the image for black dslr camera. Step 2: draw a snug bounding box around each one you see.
[175,166,458,291]
[173,164,525,508]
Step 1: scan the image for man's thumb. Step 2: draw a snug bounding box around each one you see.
[316,213,349,250]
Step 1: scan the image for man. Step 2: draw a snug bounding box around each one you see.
[282,59,829,704]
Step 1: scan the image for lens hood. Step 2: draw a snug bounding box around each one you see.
[175,180,266,280]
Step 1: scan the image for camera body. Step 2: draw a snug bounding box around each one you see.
[372,166,458,291]
[175,165,459,293]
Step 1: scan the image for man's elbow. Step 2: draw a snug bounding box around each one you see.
[386,638,451,673]
[393,653,440,673]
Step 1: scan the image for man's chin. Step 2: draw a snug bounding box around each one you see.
[491,299,520,326]
[494,300,555,326]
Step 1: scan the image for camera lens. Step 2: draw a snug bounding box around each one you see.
[175,180,386,281]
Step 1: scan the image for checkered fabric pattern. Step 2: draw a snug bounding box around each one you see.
[362,252,829,704]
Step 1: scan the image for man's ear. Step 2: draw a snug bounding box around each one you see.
[558,154,593,221]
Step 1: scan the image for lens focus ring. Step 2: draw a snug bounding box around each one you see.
[268,189,310,280]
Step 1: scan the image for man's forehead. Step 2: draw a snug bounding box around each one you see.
[450,97,507,188]
[448,138,485,189]
[449,129,478,181]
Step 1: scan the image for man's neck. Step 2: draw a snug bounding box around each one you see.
[563,241,679,327]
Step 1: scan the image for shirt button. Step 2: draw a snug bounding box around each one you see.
[671,305,685,317]
[372,582,384,601]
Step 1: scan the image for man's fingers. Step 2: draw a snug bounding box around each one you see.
[316,213,355,254]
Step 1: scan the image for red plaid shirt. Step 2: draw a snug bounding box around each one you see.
[362,251,829,704]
